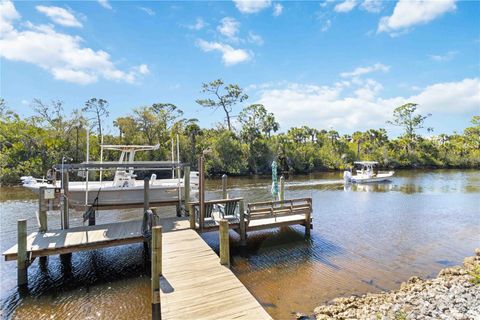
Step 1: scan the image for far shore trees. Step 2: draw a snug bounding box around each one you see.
[1,96,479,184]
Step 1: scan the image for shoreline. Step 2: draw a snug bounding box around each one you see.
[311,249,480,320]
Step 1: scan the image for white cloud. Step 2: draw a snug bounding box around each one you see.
[378,0,456,35]
[139,6,155,16]
[217,17,240,40]
[273,3,283,16]
[247,31,264,45]
[233,0,272,14]
[321,19,331,32]
[255,78,479,132]
[36,6,82,28]
[197,39,251,66]
[360,0,382,13]
[133,64,150,75]
[98,0,112,10]
[410,78,480,114]
[334,0,357,13]
[0,1,148,85]
[340,63,390,78]
[428,50,457,62]
[188,18,206,30]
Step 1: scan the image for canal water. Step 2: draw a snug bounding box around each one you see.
[1,170,479,319]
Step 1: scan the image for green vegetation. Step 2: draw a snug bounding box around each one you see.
[470,264,480,285]
[1,81,479,184]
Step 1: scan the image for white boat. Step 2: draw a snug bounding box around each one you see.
[343,161,394,184]
[21,144,198,207]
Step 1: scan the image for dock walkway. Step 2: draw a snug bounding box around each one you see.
[3,217,190,261]
[161,230,271,320]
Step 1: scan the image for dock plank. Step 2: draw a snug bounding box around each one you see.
[3,217,191,261]
[161,229,272,320]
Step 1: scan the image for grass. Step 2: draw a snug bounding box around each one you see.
[469,264,480,285]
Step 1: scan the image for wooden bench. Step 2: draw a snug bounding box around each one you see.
[188,198,243,230]
[246,198,312,235]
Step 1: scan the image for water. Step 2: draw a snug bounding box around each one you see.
[1,170,479,319]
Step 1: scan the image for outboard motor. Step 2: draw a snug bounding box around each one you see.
[343,170,352,183]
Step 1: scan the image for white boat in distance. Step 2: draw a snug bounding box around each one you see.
[21,144,199,207]
[343,161,395,184]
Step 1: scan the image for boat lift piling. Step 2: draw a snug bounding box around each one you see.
[222,174,228,199]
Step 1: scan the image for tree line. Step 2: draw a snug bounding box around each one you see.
[1,79,479,184]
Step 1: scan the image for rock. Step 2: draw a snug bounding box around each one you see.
[313,249,480,320]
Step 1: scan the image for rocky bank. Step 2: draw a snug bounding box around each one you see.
[313,249,480,320]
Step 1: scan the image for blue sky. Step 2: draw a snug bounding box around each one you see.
[1,0,479,136]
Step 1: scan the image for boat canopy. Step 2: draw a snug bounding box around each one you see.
[100,144,160,152]
[53,161,184,171]
[354,161,379,165]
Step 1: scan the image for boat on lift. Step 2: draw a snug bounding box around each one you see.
[343,161,394,184]
[21,144,199,207]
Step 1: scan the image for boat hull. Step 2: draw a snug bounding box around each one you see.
[350,172,395,184]
[23,179,198,206]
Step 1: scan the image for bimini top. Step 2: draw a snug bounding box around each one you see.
[100,144,160,152]
[354,161,379,165]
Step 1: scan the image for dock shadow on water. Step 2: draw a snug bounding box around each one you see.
[1,169,480,319]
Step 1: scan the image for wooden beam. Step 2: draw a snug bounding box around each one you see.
[38,186,47,233]
[17,219,27,286]
[183,165,190,214]
[151,226,162,320]
[61,170,69,229]
[222,174,228,199]
[219,219,230,268]
[239,199,246,246]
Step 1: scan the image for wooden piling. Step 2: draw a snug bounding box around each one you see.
[280,175,285,203]
[144,177,150,214]
[189,203,195,229]
[17,219,28,286]
[151,226,162,320]
[239,199,246,246]
[222,174,228,199]
[183,166,190,214]
[38,187,47,233]
[61,170,69,229]
[199,156,205,231]
[305,198,312,238]
[219,219,230,268]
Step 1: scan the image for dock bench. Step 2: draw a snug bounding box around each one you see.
[246,198,312,235]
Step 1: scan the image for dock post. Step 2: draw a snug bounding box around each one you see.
[222,174,228,199]
[199,156,205,232]
[184,166,190,215]
[305,198,312,238]
[38,187,47,233]
[189,204,195,229]
[17,219,28,286]
[61,170,69,229]
[239,199,247,246]
[280,175,285,203]
[151,226,162,320]
[219,219,230,268]
[144,177,150,214]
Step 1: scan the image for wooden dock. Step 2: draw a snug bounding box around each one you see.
[3,217,190,261]
[160,229,272,320]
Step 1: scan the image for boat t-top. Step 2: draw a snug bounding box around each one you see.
[343,161,395,184]
[21,143,199,207]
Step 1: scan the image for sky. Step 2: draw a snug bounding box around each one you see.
[1,0,479,136]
